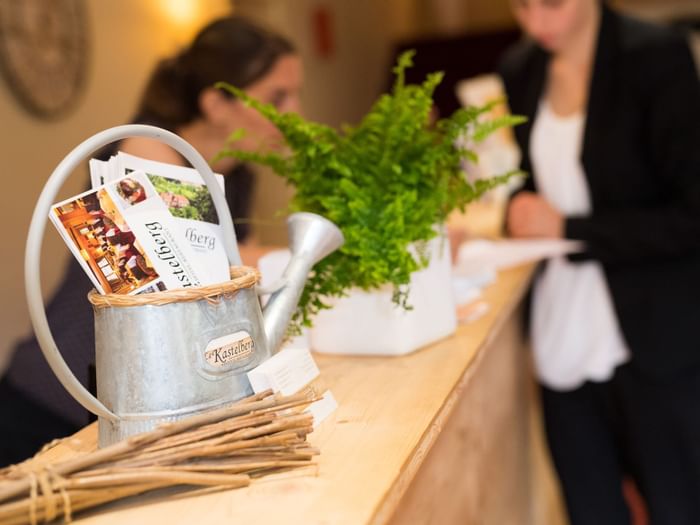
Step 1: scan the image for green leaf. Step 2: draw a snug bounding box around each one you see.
[226,128,246,144]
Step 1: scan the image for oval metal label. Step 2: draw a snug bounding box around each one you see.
[204,330,254,367]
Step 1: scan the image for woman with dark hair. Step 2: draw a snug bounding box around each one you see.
[499,0,700,523]
[116,15,300,242]
[0,15,301,466]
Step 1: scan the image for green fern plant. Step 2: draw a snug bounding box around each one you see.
[214,50,525,332]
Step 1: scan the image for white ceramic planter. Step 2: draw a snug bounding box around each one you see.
[309,235,457,356]
[258,234,457,356]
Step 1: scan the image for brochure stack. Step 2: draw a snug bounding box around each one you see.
[50,153,230,295]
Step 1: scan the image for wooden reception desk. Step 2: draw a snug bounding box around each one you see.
[31,263,565,524]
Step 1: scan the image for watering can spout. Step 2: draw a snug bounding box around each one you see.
[262,212,344,353]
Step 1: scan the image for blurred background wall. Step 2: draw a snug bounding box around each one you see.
[0,0,231,371]
[0,0,698,371]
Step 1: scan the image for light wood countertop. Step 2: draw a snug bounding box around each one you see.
[30,263,535,525]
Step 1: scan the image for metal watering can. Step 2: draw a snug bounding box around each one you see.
[25,125,344,447]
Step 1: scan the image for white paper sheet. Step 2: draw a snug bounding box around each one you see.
[454,238,584,276]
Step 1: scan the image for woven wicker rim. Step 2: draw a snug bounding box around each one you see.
[88,266,260,308]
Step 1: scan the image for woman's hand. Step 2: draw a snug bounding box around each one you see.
[507,191,563,239]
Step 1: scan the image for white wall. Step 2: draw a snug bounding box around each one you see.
[0,0,230,370]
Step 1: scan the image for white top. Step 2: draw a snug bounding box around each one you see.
[529,101,630,391]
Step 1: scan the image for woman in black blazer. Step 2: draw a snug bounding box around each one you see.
[499,1,700,523]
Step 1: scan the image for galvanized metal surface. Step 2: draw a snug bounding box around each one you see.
[27,126,344,447]
[93,212,342,445]
[94,287,268,446]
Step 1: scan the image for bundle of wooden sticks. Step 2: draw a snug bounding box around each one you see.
[0,390,318,525]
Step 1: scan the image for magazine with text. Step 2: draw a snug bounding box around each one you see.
[90,153,230,285]
[50,171,214,295]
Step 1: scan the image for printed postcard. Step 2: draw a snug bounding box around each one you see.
[90,153,229,285]
[50,171,210,295]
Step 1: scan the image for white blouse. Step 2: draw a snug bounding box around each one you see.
[529,101,630,391]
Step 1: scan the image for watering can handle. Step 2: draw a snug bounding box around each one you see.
[25,125,242,422]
